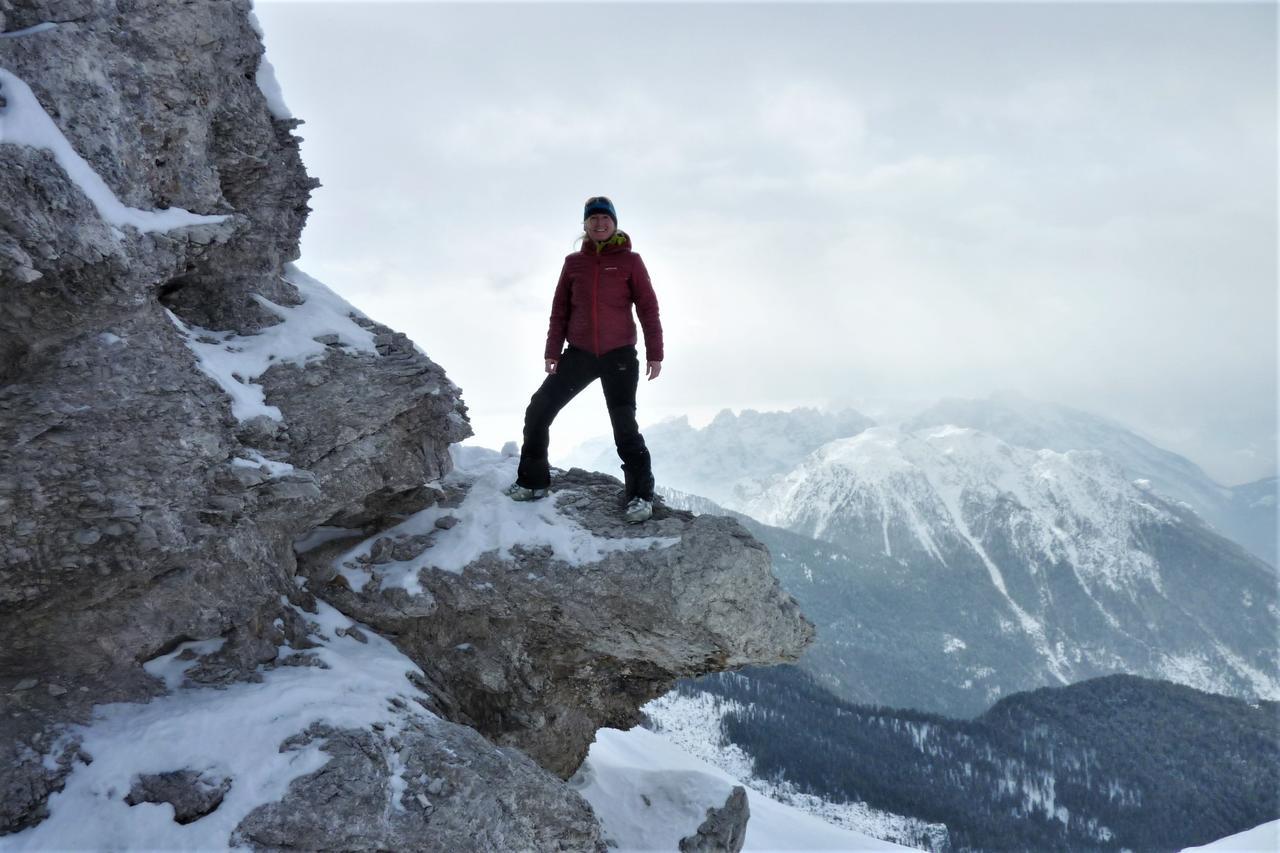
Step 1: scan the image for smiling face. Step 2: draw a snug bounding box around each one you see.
[584,212,617,244]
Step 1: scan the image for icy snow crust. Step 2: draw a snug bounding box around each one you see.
[0,68,229,233]
[336,450,680,594]
[166,265,379,422]
[0,601,431,852]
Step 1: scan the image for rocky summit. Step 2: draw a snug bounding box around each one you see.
[0,2,811,847]
[305,457,814,780]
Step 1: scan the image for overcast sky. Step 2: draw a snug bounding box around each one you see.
[255,1,1276,485]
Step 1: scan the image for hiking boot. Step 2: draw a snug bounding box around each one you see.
[504,482,547,501]
[620,463,656,509]
[624,496,652,524]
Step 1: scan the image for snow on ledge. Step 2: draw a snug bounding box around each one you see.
[335,450,680,594]
[166,264,380,423]
[0,67,230,233]
[247,10,293,120]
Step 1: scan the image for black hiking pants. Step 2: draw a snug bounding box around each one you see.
[516,344,654,500]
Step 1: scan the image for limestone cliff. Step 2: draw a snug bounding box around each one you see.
[0,2,812,848]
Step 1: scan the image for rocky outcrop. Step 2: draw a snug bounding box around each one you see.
[0,0,467,833]
[0,1,811,847]
[302,462,814,778]
[231,721,606,852]
[679,786,750,853]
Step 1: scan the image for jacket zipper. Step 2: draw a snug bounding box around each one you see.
[592,255,601,355]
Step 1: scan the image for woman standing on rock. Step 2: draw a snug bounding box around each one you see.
[504,196,663,523]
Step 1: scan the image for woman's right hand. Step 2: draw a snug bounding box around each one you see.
[545,359,558,374]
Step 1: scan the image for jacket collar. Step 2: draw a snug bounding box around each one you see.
[581,230,631,256]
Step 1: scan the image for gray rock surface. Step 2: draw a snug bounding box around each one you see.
[125,770,232,825]
[303,467,814,778]
[231,721,606,852]
[678,786,750,853]
[0,0,466,834]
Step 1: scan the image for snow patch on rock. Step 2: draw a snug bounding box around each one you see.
[1,601,431,851]
[0,68,229,233]
[246,11,292,119]
[335,450,679,594]
[166,264,378,422]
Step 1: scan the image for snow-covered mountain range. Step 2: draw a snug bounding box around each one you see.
[742,426,1277,712]
[586,397,1278,715]
[565,395,1274,567]
[564,407,875,510]
[906,393,1276,567]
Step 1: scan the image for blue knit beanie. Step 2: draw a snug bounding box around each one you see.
[583,196,617,225]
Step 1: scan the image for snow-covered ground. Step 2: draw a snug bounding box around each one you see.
[639,690,946,851]
[0,568,908,852]
[575,725,917,852]
[0,600,434,851]
[1181,820,1280,852]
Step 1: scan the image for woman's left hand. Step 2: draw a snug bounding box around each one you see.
[646,361,662,381]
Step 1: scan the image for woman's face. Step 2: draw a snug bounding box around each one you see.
[584,213,617,243]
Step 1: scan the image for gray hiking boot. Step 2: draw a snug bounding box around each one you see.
[504,482,547,502]
[624,496,653,524]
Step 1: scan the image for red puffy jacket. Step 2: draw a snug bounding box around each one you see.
[543,231,664,363]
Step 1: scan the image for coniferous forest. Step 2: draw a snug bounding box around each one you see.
[678,667,1279,852]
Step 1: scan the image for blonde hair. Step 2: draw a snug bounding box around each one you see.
[574,229,627,250]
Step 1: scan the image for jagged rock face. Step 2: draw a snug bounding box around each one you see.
[301,464,815,779]
[0,0,468,834]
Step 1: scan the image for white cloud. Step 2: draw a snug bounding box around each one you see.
[757,80,869,165]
